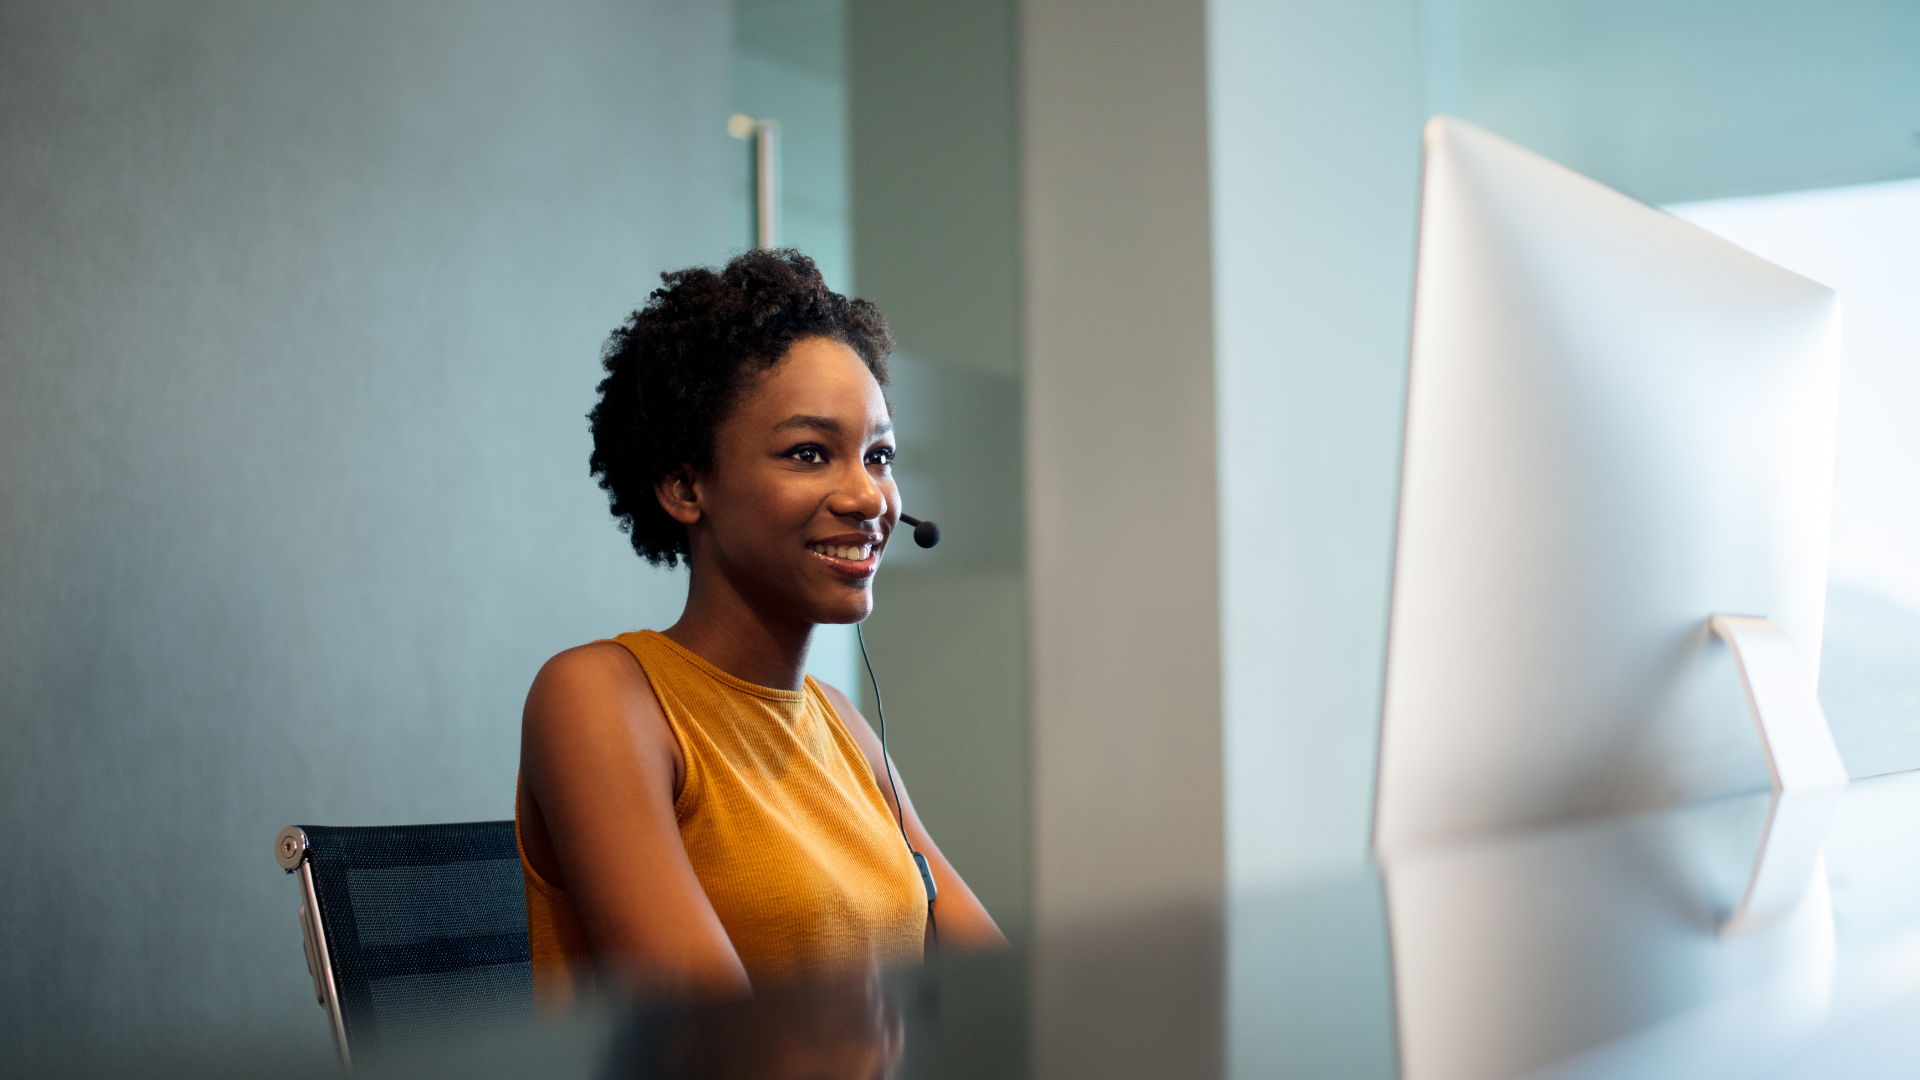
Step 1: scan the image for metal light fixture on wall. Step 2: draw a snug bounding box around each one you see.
[729,112,782,249]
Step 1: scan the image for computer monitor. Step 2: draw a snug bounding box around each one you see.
[1373,118,1847,855]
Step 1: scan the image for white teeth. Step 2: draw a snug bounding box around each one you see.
[809,543,872,561]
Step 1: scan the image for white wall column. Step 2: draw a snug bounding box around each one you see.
[1023,0,1223,932]
[1022,2,1223,1075]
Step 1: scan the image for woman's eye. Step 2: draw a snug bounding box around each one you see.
[789,445,827,465]
[867,447,895,467]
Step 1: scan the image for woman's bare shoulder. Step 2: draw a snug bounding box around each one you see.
[518,639,705,944]
[528,639,651,710]
[522,640,676,765]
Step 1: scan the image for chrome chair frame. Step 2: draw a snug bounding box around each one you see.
[276,824,354,1068]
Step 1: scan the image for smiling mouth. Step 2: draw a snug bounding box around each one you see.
[806,541,875,562]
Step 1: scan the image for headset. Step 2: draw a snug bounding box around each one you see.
[856,511,942,949]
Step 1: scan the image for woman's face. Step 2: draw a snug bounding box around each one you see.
[671,335,900,627]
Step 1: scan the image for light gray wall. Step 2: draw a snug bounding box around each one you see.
[0,1,729,1071]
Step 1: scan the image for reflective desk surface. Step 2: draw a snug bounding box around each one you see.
[196,772,1920,1078]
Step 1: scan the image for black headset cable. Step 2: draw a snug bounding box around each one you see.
[856,622,939,952]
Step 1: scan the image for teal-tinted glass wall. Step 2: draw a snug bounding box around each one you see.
[1434,0,1920,203]
[732,0,852,291]
[848,0,1030,940]
[731,0,863,696]
[731,0,1031,941]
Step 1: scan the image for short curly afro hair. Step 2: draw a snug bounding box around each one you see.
[589,249,894,568]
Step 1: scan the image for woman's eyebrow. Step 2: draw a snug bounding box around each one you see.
[772,414,894,437]
[773,414,840,434]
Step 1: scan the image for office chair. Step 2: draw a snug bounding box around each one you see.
[275,821,532,1066]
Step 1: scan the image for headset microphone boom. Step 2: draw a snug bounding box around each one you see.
[898,514,939,549]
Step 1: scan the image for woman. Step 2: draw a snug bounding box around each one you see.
[516,250,1005,1004]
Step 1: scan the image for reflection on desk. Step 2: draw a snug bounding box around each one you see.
[1230,771,1920,1080]
[1383,789,1836,1080]
[78,771,1920,1079]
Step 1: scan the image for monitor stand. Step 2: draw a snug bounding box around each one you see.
[1709,615,1849,793]
[1709,615,1849,935]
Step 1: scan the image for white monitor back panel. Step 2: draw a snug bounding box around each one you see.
[1374,118,1841,855]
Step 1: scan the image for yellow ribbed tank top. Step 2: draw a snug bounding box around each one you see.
[516,630,925,1002]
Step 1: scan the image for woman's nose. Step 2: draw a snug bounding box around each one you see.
[830,462,887,521]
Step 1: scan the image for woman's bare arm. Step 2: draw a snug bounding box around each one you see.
[520,642,751,997]
[817,682,1010,952]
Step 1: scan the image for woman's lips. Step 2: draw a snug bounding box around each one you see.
[806,539,879,577]
[807,540,874,561]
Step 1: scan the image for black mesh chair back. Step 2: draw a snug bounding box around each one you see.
[276,821,531,1064]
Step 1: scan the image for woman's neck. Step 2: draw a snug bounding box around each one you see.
[662,569,813,691]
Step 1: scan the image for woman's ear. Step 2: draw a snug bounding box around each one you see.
[655,468,703,527]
